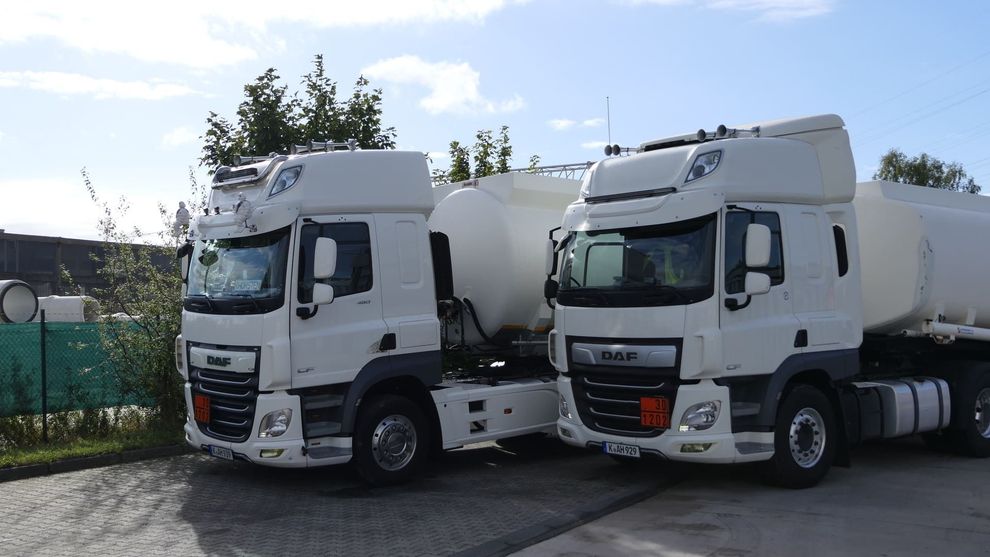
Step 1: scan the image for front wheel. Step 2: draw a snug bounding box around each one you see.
[950,369,990,458]
[352,394,430,486]
[759,385,837,489]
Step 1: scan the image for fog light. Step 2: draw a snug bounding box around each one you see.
[559,395,572,419]
[259,449,285,458]
[679,400,721,432]
[680,443,714,453]
[259,408,292,438]
[559,427,573,439]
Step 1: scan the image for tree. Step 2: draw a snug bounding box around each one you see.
[473,129,496,178]
[495,125,512,175]
[448,140,471,182]
[200,55,396,172]
[874,149,980,194]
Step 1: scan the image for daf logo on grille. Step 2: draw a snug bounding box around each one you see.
[207,356,232,367]
[601,351,638,362]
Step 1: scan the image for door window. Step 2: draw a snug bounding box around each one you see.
[725,211,784,294]
[298,222,372,303]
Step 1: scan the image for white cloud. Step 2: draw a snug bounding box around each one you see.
[548,119,576,131]
[162,127,200,149]
[582,118,606,128]
[362,55,525,115]
[1,2,527,68]
[428,151,450,161]
[0,71,197,100]
[626,0,832,21]
[582,141,608,150]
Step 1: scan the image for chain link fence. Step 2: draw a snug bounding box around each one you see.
[0,315,153,448]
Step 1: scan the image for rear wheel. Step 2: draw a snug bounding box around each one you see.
[352,394,430,486]
[949,370,990,458]
[760,385,837,489]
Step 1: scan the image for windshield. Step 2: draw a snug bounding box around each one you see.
[185,226,291,314]
[557,213,717,307]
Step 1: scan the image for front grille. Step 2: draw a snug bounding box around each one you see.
[571,372,678,437]
[189,351,260,443]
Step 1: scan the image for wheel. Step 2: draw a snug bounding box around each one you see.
[352,394,430,486]
[948,369,990,458]
[759,384,837,489]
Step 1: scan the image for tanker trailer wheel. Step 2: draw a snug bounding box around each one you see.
[948,368,990,458]
[352,394,430,485]
[759,385,837,489]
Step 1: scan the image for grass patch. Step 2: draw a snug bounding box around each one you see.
[0,428,184,469]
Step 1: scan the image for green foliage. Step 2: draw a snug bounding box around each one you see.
[441,125,535,181]
[448,140,472,182]
[527,154,541,173]
[199,54,397,172]
[874,149,981,193]
[81,168,207,430]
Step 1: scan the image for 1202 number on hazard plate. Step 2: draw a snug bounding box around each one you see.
[603,442,640,458]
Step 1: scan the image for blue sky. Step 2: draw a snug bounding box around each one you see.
[2,0,989,239]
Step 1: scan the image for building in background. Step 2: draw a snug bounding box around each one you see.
[0,230,171,296]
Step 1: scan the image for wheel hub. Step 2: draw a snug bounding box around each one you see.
[371,414,417,471]
[976,388,990,439]
[789,407,826,469]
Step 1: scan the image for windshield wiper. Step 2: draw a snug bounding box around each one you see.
[640,285,689,303]
[186,294,218,312]
[228,293,263,311]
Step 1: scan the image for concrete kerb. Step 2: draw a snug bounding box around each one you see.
[450,475,683,557]
[0,444,194,483]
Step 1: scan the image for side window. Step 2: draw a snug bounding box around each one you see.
[298,222,372,303]
[724,211,784,294]
[832,224,849,277]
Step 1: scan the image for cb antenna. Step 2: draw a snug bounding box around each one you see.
[606,96,612,145]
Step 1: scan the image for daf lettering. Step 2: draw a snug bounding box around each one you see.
[207,356,232,367]
[601,351,638,362]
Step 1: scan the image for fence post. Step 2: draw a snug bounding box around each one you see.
[40,309,48,443]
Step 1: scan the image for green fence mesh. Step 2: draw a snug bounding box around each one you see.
[0,322,151,418]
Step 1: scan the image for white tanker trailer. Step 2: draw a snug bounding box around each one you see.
[176,145,581,484]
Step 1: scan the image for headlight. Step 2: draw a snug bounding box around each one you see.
[269,166,302,197]
[259,408,292,438]
[685,150,721,183]
[679,400,721,432]
[559,395,572,420]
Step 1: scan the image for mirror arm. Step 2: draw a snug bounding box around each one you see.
[724,295,751,312]
[296,306,319,320]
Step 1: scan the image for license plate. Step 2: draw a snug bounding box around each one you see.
[603,442,640,458]
[208,445,234,461]
[194,393,210,423]
[640,396,670,428]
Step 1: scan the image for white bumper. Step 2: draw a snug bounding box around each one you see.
[556,376,773,464]
[183,386,352,468]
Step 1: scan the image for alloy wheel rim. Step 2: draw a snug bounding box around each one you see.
[371,414,417,471]
[789,407,826,469]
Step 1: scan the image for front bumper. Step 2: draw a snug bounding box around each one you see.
[556,376,773,464]
[183,386,352,468]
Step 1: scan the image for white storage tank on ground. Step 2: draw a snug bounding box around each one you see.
[31,296,102,323]
[855,180,990,334]
[429,173,581,346]
[0,280,38,323]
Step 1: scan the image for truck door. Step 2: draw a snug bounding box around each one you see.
[290,216,388,389]
[719,207,800,376]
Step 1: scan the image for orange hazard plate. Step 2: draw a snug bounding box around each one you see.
[640,396,670,428]
[194,394,211,423]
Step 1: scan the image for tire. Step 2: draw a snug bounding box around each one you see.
[759,384,837,489]
[948,369,990,458]
[352,394,431,486]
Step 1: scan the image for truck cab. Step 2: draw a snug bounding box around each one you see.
[551,115,866,486]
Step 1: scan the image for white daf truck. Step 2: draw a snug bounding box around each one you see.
[175,143,579,484]
[548,114,990,487]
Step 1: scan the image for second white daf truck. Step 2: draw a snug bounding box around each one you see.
[549,114,990,487]
[175,144,579,484]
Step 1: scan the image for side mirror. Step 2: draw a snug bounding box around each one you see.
[313,237,337,280]
[312,283,335,305]
[544,239,557,276]
[544,278,559,300]
[744,272,771,296]
[745,223,771,268]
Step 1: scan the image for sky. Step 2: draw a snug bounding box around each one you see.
[2,0,990,240]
